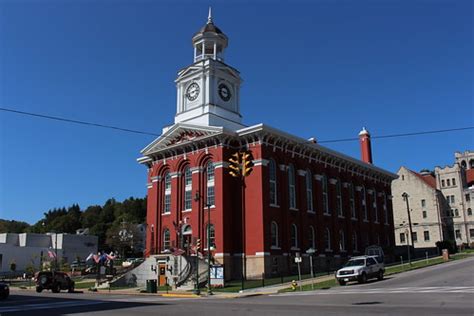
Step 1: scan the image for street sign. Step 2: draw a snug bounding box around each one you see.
[294,257,302,263]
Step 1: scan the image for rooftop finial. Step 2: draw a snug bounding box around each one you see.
[208,6,213,24]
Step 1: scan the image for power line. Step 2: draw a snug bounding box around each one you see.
[0,107,160,137]
[1,106,472,143]
[318,127,474,144]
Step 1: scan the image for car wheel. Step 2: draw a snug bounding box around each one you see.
[51,284,61,293]
[36,286,43,293]
[338,280,346,286]
[39,275,48,286]
[68,285,75,293]
[358,273,367,284]
[377,270,384,281]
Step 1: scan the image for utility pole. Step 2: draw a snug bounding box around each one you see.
[402,192,413,265]
[228,150,254,291]
[207,203,213,295]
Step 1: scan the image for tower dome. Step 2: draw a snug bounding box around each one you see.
[192,8,228,62]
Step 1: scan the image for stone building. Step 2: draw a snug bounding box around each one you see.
[138,11,397,280]
[392,151,474,250]
[392,168,449,248]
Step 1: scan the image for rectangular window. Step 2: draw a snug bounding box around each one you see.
[421,199,426,207]
[207,186,215,207]
[336,180,343,217]
[452,178,456,186]
[470,229,474,238]
[466,194,471,202]
[447,179,451,186]
[412,232,418,243]
[322,176,329,215]
[383,193,388,224]
[362,187,368,221]
[451,195,455,203]
[270,182,277,205]
[350,184,356,219]
[423,210,427,218]
[400,233,406,244]
[424,231,430,241]
[441,179,445,187]
[184,191,192,210]
[373,192,378,223]
[455,230,461,239]
[164,194,171,214]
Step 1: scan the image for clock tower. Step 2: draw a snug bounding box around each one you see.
[174,8,244,131]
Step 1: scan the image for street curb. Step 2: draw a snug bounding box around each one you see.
[160,293,200,298]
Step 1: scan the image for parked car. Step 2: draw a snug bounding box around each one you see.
[35,271,75,293]
[0,282,9,299]
[70,260,87,270]
[335,255,385,285]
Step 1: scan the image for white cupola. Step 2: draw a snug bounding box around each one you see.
[173,8,244,131]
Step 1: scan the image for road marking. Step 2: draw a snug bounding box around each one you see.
[272,286,474,297]
[0,300,105,313]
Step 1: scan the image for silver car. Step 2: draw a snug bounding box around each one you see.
[335,255,385,286]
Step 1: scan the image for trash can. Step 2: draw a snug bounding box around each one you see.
[146,279,158,293]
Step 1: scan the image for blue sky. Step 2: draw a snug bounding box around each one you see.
[1,0,472,224]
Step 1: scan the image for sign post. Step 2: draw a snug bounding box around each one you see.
[295,252,302,291]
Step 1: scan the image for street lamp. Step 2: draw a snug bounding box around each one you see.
[193,192,201,295]
[306,248,316,290]
[206,202,213,295]
[402,192,414,265]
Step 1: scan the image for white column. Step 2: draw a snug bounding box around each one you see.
[213,42,217,60]
[194,46,197,61]
[202,42,205,59]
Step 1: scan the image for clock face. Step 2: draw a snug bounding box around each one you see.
[218,83,231,102]
[186,82,200,101]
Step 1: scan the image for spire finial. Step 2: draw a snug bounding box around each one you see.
[207,6,213,24]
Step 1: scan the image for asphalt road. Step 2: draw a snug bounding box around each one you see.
[2,256,473,316]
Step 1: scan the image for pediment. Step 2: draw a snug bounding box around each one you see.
[140,123,225,155]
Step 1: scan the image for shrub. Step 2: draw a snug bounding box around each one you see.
[436,240,457,254]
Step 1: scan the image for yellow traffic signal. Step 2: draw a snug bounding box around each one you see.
[228,152,241,178]
[242,152,254,177]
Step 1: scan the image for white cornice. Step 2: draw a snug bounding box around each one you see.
[253,159,269,167]
[214,161,229,169]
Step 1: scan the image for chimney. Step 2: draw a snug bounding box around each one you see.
[359,127,373,164]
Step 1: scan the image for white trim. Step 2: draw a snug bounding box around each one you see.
[214,252,230,258]
[253,159,269,167]
[170,172,181,178]
[307,210,316,214]
[297,170,306,176]
[270,204,280,208]
[214,161,229,169]
[151,176,161,182]
[191,166,203,174]
[182,209,192,213]
[147,183,153,189]
[329,178,337,185]
[290,247,300,251]
[283,253,289,256]
[162,212,171,216]
[367,189,374,194]
[355,186,362,191]
[270,246,281,250]
[342,182,349,188]
[289,208,299,212]
[255,252,270,256]
[315,174,323,181]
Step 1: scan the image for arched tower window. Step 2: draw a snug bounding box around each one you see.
[336,179,343,217]
[339,230,346,251]
[288,164,296,209]
[269,159,278,205]
[306,170,313,212]
[184,167,192,210]
[206,161,215,206]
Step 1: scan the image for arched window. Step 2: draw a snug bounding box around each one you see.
[183,167,192,210]
[207,224,215,249]
[336,179,343,217]
[349,183,356,219]
[271,221,279,247]
[206,161,215,206]
[324,228,331,250]
[322,174,329,215]
[288,164,296,209]
[306,170,313,212]
[339,230,346,251]
[163,228,170,250]
[461,160,467,169]
[373,189,378,223]
[352,231,358,251]
[309,226,315,249]
[470,159,474,169]
[163,172,171,214]
[291,224,298,248]
[269,159,278,205]
[361,185,368,221]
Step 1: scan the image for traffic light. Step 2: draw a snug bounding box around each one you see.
[196,239,201,251]
[228,152,241,178]
[242,151,254,177]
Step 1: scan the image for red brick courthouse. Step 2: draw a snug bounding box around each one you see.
[138,12,397,280]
